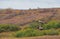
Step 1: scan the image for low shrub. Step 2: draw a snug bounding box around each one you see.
[14,29,59,37]
[43,21,60,29]
[42,29,59,35]
[0,24,20,32]
[14,29,44,37]
[29,21,40,29]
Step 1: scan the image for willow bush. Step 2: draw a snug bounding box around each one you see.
[14,29,59,37]
[14,29,44,37]
[43,21,60,29]
[0,24,20,32]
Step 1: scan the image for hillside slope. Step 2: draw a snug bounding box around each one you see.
[0,8,60,25]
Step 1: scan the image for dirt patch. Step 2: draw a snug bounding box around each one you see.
[0,36,60,39]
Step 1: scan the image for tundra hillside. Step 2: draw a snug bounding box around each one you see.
[0,8,60,25]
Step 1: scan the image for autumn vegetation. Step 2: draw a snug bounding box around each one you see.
[0,20,60,37]
[0,8,60,38]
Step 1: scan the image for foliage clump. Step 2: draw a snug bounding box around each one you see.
[14,29,59,37]
[43,21,60,29]
[14,29,44,37]
[0,24,20,32]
